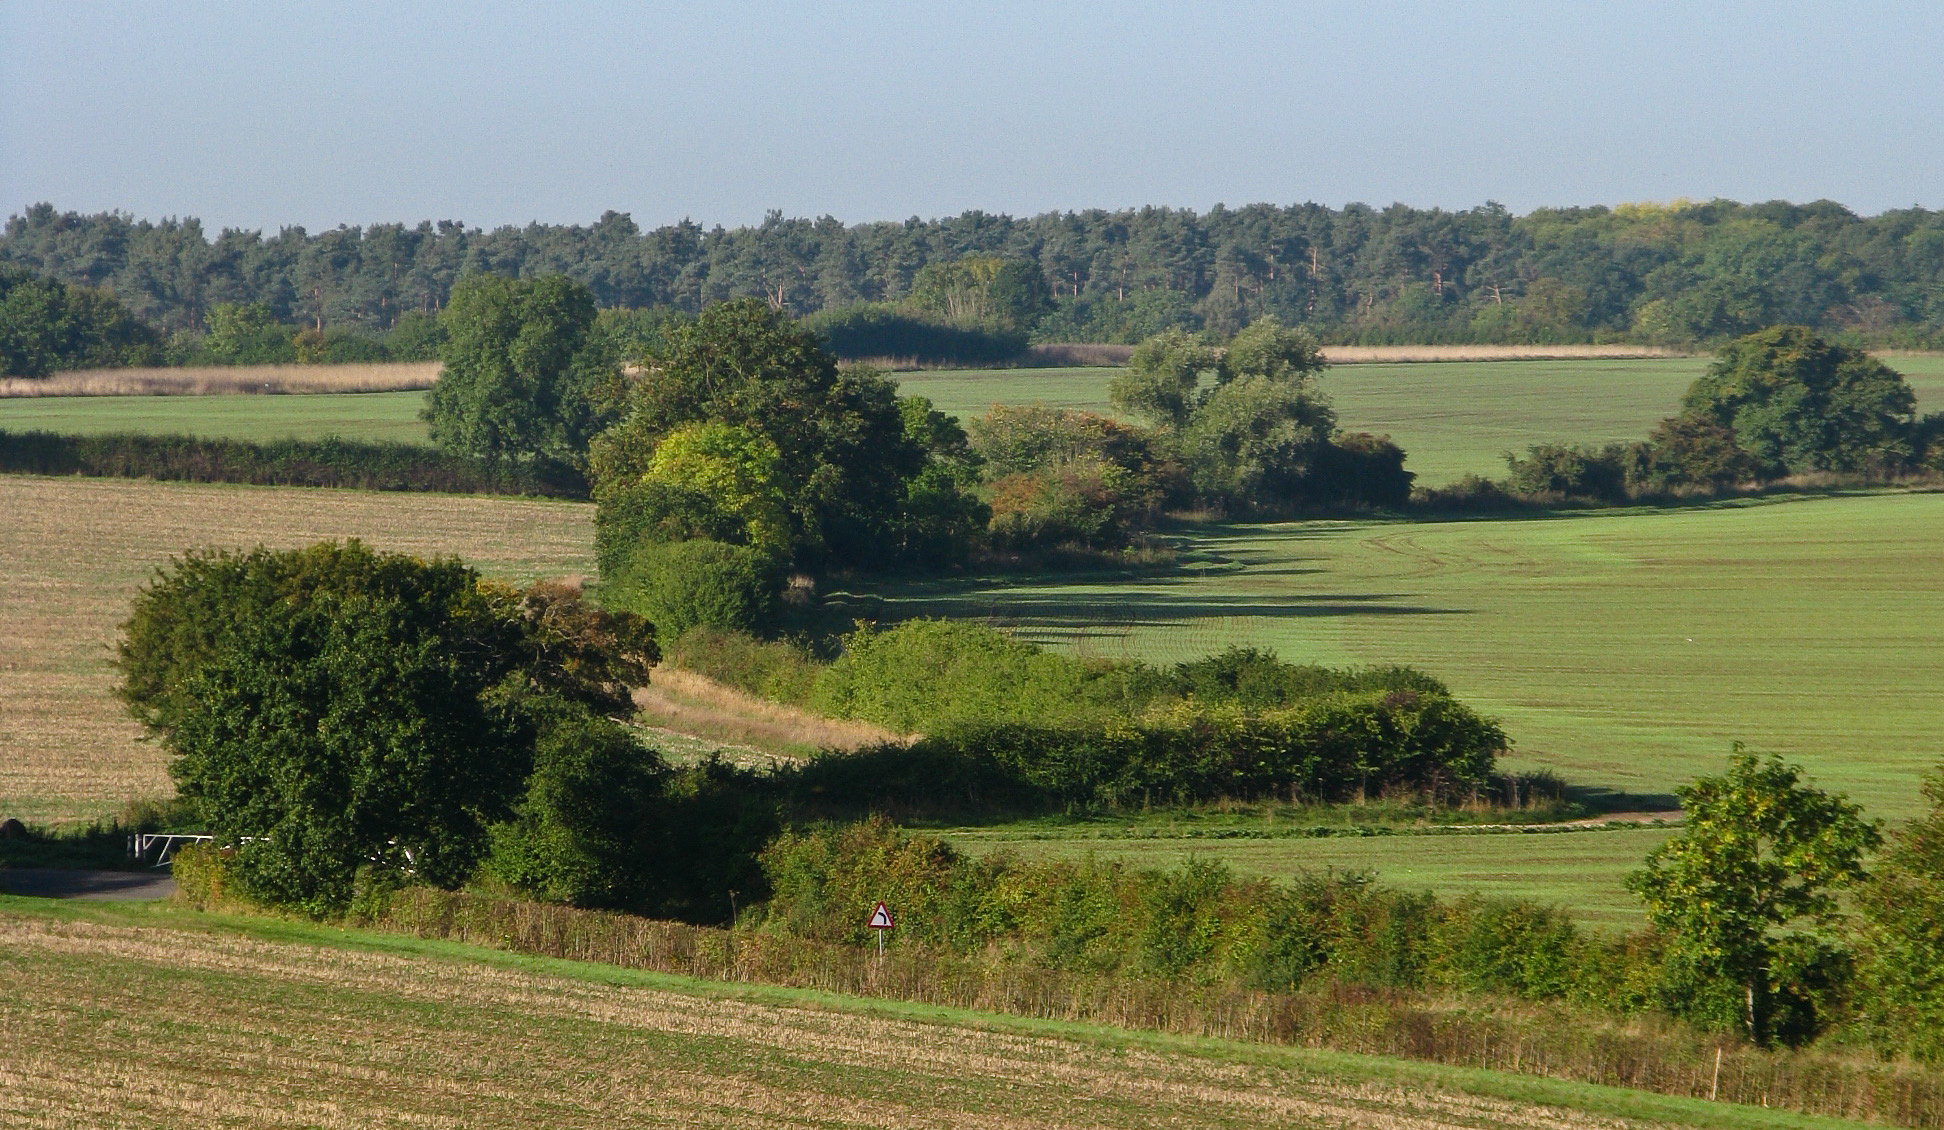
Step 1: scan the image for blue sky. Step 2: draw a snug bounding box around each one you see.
[4,1,1940,231]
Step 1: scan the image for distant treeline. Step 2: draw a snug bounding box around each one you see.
[9,198,1944,349]
[0,430,585,497]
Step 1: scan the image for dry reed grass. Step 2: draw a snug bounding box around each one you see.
[1321,345,1686,364]
[0,475,592,824]
[0,361,441,397]
[0,910,1682,1129]
[634,667,907,760]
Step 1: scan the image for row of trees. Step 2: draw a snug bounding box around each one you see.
[423,278,1408,631]
[10,197,1944,346]
[0,266,161,375]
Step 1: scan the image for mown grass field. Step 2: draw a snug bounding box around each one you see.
[0,475,593,823]
[0,897,1869,1130]
[848,489,1944,823]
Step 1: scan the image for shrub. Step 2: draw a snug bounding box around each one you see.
[1504,443,1630,503]
[1859,767,1944,1061]
[484,717,777,924]
[0,430,587,497]
[1167,647,1448,707]
[603,538,781,638]
[1305,433,1415,509]
[662,626,820,705]
[809,620,1144,731]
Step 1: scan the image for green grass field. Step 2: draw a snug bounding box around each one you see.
[0,388,431,444]
[843,490,1944,822]
[0,897,1875,1129]
[899,355,1944,485]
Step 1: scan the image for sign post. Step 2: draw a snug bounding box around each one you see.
[867,900,895,958]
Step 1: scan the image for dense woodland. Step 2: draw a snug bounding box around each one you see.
[8,198,1944,349]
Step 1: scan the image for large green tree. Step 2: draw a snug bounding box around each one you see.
[0,267,162,376]
[1682,326,1918,475]
[425,274,619,466]
[589,298,927,567]
[1626,749,1879,1042]
[117,543,653,914]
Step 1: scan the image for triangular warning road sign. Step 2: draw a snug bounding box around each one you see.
[867,901,895,929]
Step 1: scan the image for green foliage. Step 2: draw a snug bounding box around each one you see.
[801,303,1027,364]
[1627,413,1760,494]
[1504,443,1630,503]
[382,311,446,361]
[1625,748,1879,1043]
[426,274,617,466]
[589,299,925,568]
[483,716,777,924]
[1307,432,1415,509]
[1166,646,1448,706]
[661,626,821,705]
[1179,366,1335,508]
[1858,768,1944,1061]
[1111,330,1219,428]
[200,302,299,364]
[967,404,1180,549]
[19,198,1944,349]
[809,619,1127,731]
[603,538,781,638]
[0,429,587,497]
[1683,326,1919,475]
[115,542,652,915]
[0,267,162,375]
[758,819,1611,1001]
[640,422,792,554]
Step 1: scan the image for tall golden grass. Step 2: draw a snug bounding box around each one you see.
[0,361,440,397]
[1321,344,1687,364]
[633,667,908,759]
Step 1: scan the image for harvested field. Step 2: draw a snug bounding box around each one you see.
[0,904,1836,1129]
[0,475,593,824]
[1,361,440,397]
[635,666,905,762]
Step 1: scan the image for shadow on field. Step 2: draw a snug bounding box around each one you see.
[1563,784,1682,816]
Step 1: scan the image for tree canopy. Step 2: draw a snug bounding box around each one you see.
[117,542,653,914]
[14,198,1944,347]
[1626,749,1879,1042]
[425,274,620,466]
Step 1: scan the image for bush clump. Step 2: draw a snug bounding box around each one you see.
[602,538,782,638]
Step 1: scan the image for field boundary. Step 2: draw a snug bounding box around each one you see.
[0,897,1880,1130]
[2,362,440,398]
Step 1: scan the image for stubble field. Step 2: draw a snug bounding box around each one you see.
[0,899,1857,1130]
[0,475,593,823]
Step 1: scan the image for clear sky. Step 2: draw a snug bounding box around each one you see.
[4,1,1940,233]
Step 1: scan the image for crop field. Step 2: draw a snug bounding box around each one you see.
[0,388,432,445]
[849,490,1944,822]
[0,899,1858,1129]
[0,475,593,823]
